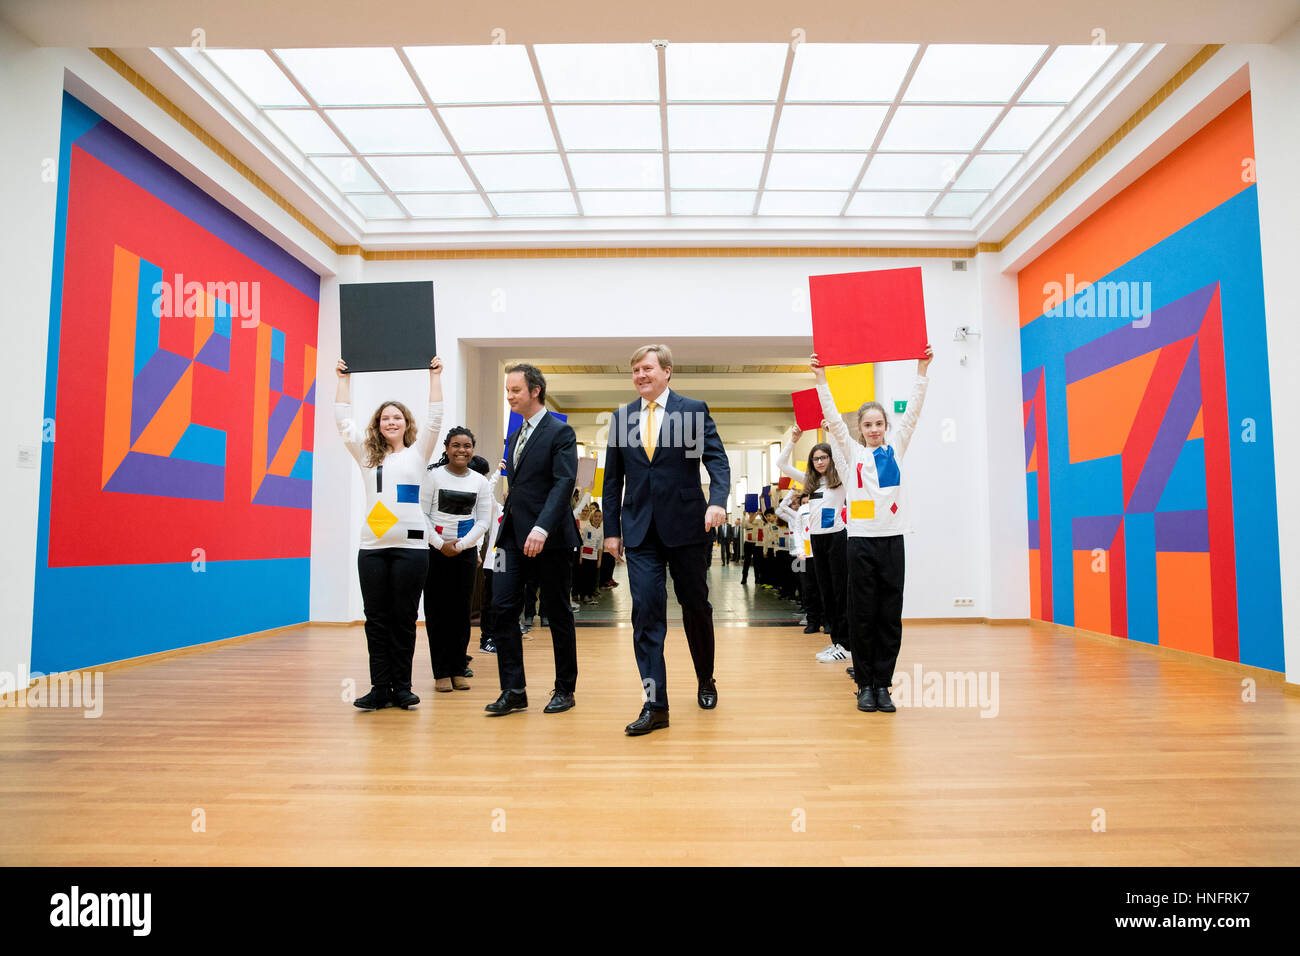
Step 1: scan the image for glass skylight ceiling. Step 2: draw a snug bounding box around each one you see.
[192,42,1122,225]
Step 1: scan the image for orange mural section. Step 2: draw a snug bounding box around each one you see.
[1017,93,1256,327]
[1066,349,1160,464]
[1072,550,1111,635]
[1156,552,1214,656]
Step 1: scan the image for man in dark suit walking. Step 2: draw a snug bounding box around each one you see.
[601,344,730,736]
[485,363,579,717]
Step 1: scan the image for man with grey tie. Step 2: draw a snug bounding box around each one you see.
[484,363,580,717]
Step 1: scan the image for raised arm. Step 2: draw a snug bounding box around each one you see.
[775,489,800,526]
[895,344,933,458]
[413,356,445,463]
[810,354,853,474]
[333,360,364,466]
[776,432,805,482]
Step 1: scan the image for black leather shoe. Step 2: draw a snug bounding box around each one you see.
[625,706,669,736]
[875,686,896,713]
[484,690,528,716]
[543,690,575,714]
[353,686,393,710]
[391,688,420,709]
[856,685,877,712]
[846,667,855,679]
[697,678,717,710]
[803,622,820,633]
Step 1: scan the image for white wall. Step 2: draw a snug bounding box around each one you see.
[308,255,993,621]
[1242,24,1300,686]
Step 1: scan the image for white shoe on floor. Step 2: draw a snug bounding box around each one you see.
[816,644,850,662]
[815,643,836,658]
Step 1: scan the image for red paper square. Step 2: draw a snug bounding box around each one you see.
[778,477,791,490]
[809,267,928,366]
[791,387,823,430]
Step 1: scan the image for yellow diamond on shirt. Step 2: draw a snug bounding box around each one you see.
[366,501,399,538]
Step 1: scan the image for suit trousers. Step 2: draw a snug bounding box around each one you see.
[491,546,578,694]
[624,521,715,711]
[357,547,429,692]
[845,534,905,689]
[423,547,478,679]
[811,530,848,648]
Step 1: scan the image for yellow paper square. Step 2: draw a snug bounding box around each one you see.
[593,466,604,493]
[826,363,875,414]
[849,499,875,520]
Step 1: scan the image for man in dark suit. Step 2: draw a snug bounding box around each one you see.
[485,363,579,717]
[602,344,730,736]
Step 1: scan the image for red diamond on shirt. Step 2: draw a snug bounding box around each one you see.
[890,503,898,514]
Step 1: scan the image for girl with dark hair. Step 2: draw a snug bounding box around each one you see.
[335,356,444,711]
[811,345,933,714]
[421,426,493,693]
[778,429,850,661]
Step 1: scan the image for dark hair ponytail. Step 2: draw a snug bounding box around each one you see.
[429,425,476,470]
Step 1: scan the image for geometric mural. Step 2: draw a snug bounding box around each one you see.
[1017,93,1283,672]
[34,92,320,673]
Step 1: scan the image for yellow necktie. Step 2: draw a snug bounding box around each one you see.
[643,400,657,459]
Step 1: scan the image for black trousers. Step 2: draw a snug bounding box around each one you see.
[845,535,905,689]
[799,552,823,626]
[624,521,714,711]
[741,542,758,583]
[575,558,599,598]
[491,546,578,694]
[720,536,731,566]
[480,568,496,644]
[599,552,615,586]
[811,530,848,647]
[423,547,478,679]
[357,547,429,692]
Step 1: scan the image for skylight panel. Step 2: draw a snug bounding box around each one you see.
[878,106,1001,150]
[932,192,988,216]
[534,44,660,101]
[903,44,1047,102]
[858,153,967,189]
[274,48,422,106]
[578,192,667,216]
[982,105,1063,150]
[438,106,558,152]
[204,49,306,106]
[670,191,757,215]
[324,108,451,153]
[784,43,918,101]
[309,156,381,192]
[403,45,541,104]
[666,105,775,149]
[265,109,349,154]
[551,105,662,150]
[952,153,1020,190]
[399,194,491,218]
[489,193,579,216]
[669,152,765,189]
[567,153,663,189]
[774,105,889,150]
[757,191,848,215]
[347,194,404,218]
[466,153,570,191]
[1020,45,1116,102]
[666,44,788,101]
[367,156,474,192]
[846,192,940,216]
[764,153,867,190]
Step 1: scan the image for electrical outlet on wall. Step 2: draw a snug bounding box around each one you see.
[952,597,974,607]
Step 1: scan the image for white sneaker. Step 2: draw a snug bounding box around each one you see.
[815,643,836,659]
[816,644,850,662]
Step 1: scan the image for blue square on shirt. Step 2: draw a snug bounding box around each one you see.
[396,483,420,503]
[874,446,901,488]
[457,518,475,538]
[821,507,835,528]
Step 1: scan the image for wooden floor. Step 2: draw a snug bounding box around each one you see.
[2,621,1298,865]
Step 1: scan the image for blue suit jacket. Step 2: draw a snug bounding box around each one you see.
[601,391,730,548]
[499,412,579,553]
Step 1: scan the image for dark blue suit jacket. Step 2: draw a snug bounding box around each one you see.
[601,391,730,549]
[499,412,579,553]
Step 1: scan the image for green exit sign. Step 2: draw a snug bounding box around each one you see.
[894,400,907,413]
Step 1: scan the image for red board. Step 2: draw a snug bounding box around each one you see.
[777,477,791,490]
[809,267,928,366]
[791,387,823,430]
